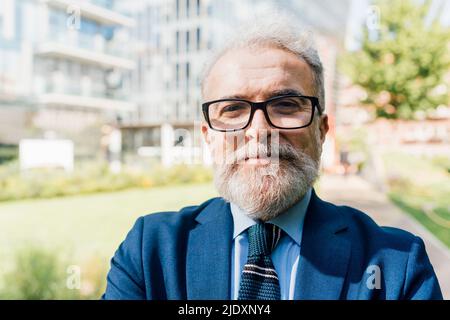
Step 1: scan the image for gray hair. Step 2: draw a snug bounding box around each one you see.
[201,13,325,112]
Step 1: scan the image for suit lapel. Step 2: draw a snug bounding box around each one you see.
[186,198,233,299]
[185,191,351,300]
[295,189,351,299]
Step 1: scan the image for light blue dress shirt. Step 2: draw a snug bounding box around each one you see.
[230,188,312,300]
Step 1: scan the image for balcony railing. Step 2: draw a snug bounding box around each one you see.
[38,93,136,112]
[35,41,135,70]
[43,80,131,102]
[44,31,132,59]
[44,0,135,27]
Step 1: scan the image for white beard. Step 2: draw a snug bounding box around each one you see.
[213,143,320,221]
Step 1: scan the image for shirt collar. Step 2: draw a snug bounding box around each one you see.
[230,188,312,246]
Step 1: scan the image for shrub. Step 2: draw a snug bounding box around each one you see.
[0,144,18,164]
[0,161,213,202]
[0,246,108,300]
[431,156,450,174]
[0,246,73,299]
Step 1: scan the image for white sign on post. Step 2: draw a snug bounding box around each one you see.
[19,139,74,172]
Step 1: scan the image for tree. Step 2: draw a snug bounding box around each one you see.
[340,0,450,119]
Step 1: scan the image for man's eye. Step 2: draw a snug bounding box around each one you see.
[222,104,246,113]
[272,102,300,112]
[276,102,298,108]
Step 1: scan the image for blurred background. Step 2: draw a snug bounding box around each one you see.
[0,0,449,299]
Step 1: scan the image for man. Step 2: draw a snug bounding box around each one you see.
[102,17,442,300]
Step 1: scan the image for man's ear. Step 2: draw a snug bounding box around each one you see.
[318,114,329,144]
[201,122,210,144]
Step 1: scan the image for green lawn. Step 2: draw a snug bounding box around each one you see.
[382,152,450,247]
[0,183,217,277]
[1,153,448,298]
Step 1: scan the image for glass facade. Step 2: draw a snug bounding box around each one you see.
[0,0,136,153]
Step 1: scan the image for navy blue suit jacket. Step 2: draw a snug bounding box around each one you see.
[102,190,442,300]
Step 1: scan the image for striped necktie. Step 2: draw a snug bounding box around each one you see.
[238,223,282,300]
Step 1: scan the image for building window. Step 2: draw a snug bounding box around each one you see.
[49,10,66,36]
[175,31,179,54]
[196,27,201,51]
[186,62,190,83]
[103,26,114,41]
[207,3,213,16]
[186,30,190,52]
[186,0,190,18]
[196,0,201,16]
[175,63,180,89]
[92,0,113,9]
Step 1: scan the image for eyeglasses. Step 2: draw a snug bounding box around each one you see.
[202,94,322,132]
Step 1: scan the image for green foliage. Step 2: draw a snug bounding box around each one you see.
[0,161,213,202]
[431,155,450,173]
[0,144,18,164]
[0,246,107,300]
[1,246,72,299]
[340,0,450,119]
[77,255,108,299]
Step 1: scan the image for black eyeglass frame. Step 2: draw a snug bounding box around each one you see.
[202,94,323,132]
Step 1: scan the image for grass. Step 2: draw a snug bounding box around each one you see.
[389,195,450,247]
[1,153,448,298]
[0,182,218,289]
[382,152,450,248]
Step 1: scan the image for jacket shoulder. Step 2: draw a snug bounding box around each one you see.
[334,203,420,250]
[333,202,442,299]
[138,197,224,233]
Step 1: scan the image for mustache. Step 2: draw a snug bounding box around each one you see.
[220,142,301,165]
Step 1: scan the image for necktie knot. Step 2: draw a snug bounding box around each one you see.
[247,223,282,256]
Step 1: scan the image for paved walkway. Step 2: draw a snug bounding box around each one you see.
[317,174,450,299]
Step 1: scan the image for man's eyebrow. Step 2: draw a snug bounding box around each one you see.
[218,89,304,101]
[267,89,304,98]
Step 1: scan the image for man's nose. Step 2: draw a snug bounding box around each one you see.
[245,109,272,140]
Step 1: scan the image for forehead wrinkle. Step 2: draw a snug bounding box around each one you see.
[217,64,301,99]
[226,70,308,101]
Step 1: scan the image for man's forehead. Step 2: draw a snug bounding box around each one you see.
[212,46,307,76]
[204,46,315,100]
